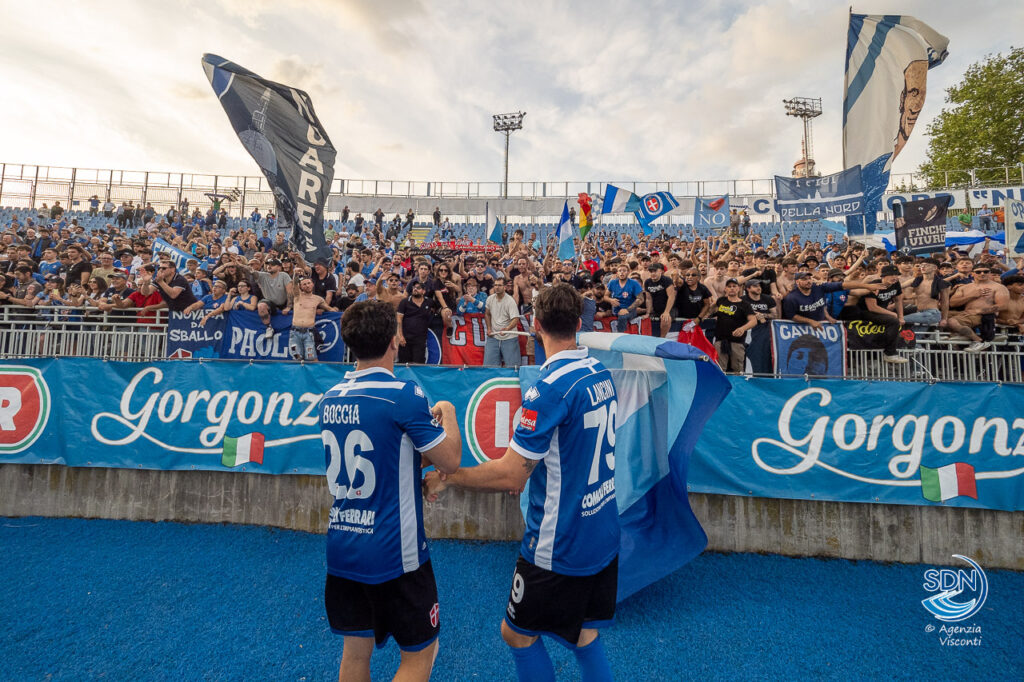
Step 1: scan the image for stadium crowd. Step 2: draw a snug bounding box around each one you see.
[2,200,1023,371]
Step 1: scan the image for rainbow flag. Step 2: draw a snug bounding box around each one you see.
[222,433,265,467]
[920,463,977,502]
[578,193,595,240]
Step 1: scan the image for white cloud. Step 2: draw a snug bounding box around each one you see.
[1,0,1021,191]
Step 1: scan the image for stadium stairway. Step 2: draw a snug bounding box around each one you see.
[407,224,432,245]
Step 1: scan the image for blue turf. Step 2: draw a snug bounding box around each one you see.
[1,517,1020,681]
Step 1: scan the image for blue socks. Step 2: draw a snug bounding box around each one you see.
[573,635,613,681]
[509,638,555,682]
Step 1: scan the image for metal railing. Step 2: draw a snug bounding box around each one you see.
[0,307,1021,383]
[3,161,1023,218]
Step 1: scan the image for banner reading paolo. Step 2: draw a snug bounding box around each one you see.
[770,320,846,377]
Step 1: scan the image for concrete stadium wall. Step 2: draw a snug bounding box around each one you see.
[1,463,1021,570]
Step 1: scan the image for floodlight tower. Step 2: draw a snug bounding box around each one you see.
[493,111,526,197]
[783,97,822,178]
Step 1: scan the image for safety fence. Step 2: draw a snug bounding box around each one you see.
[4,161,1024,218]
[0,309,1022,383]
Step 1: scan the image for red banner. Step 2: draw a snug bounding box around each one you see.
[442,313,487,365]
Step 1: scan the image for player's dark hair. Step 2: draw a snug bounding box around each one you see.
[534,283,582,340]
[341,300,397,360]
[1003,275,1024,286]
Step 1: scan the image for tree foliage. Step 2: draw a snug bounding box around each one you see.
[918,46,1024,188]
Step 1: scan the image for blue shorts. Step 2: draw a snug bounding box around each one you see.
[289,326,317,360]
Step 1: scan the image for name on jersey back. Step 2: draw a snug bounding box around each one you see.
[586,379,615,406]
[322,403,361,425]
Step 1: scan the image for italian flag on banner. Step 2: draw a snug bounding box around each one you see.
[920,462,977,502]
[222,433,265,467]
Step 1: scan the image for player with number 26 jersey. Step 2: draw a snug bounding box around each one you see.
[511,348,620,576]
[320,368,446,584]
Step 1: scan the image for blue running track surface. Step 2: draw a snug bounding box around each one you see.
[1,518,1020,680]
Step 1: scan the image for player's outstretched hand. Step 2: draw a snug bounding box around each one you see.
[430,400,456,425]
[422,470,447,502]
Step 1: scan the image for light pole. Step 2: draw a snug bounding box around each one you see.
[493,111,526,197]
[783,97,822,178]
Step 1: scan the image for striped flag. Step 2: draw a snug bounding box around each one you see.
[556,201,575,261]
[485,203,503,244]
[576,333,729,601]
[601,184,640,214]
[222,433,265,467]
[920,463,977,502]
[577,193,595,240]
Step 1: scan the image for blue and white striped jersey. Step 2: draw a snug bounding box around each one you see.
[319,367,445,584]
[511,348,620,576]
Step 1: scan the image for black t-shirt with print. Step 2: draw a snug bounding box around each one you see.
[643,275,673,316]
[674,283,713,319]
[713,296,755,340]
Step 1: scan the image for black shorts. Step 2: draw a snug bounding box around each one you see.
[504,555,618,648]
[324,560,440,652]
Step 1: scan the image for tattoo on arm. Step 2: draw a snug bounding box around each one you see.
[522,459,538,475]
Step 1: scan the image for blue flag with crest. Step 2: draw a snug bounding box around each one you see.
[632,191,679,234]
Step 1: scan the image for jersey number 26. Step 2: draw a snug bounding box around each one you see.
[323,429,376,500]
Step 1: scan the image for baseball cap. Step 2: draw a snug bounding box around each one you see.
[793,271,811,280]
[725,277,739,286]
[827,268,845,279]
[266,258,282,266]
[880,265,900,277]
[109,270,127,279]
[744,279,761,288]
[648,262,665,271]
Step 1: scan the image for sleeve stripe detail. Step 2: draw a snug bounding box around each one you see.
[510,439,547,461]
[417,430,447,454]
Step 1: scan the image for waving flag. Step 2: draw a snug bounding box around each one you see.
[485,202,503,244]
[843,15,948,236]
[602,184,640,214]
[521,333,730,601]
[577,193,596,240]
[202,54,336,263]
[1006,199,1024,258]
[695,195,731,228]
[774,169,864,220]
[633,191,679,235]
[556,201,576,261]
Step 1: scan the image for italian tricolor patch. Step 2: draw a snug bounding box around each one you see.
[222,433,265,467]
[920,462,977,502]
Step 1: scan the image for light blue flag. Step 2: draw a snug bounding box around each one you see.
[521,333,731,601]
[485,203,503,244]
[556,201,575,261]
[602,185,641,214]
[694,195,731,228]
[843,15,948,236]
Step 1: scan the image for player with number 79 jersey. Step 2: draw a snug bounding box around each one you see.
[512,350,620,575]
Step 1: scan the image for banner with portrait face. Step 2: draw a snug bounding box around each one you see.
[770,320,847,377]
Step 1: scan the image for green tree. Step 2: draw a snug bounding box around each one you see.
[918,46,1024,188]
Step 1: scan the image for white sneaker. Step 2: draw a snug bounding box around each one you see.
[264,326,275,339]
[965,341,990,352]
[883,354,909,364]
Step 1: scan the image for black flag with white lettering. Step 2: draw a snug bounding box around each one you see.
[894,196,951,256]
[202,54,335,263]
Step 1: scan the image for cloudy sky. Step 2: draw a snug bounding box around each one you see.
[2,0,1020,187]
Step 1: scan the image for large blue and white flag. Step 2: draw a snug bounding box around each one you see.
[633,191,679,234]
[484,203,503,244]
[602,184,640,214]
[694,195,731,228]
[774,168,865,220]
[556,201,576,260]
[843,15,949,236]
[520,333,730,601]
[202,54,336,263]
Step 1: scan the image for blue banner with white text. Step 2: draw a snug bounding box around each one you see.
[775,167,864,220]
[166,309,345,361]
[690,377,1024,512]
